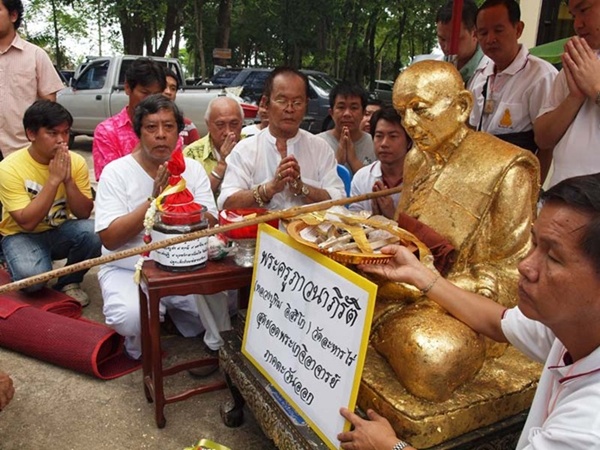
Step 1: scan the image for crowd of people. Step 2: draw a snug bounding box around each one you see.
[1,0,600,448]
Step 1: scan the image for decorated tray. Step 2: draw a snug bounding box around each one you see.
[286,213,420,265]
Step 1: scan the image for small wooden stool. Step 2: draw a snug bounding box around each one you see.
[138,258,253,428]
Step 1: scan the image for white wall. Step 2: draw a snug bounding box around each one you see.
[520,0,544,48]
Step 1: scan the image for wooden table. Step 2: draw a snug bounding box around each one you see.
[138,258,253,428]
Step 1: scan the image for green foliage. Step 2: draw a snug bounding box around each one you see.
[26,0,454,83]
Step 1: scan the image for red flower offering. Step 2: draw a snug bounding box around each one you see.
[157,148,203,225]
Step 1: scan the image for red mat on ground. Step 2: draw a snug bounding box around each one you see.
[0,270,141,380]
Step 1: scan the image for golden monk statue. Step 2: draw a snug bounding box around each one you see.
[368,60,540,402]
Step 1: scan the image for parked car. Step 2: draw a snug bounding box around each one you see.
[60,70,75,85]
[205,67,337,133]
[370,80,394,105]
[57,55,257,142]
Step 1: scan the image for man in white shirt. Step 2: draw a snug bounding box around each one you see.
[349,107,410,218]
[95,94,230,361]
[340,172,600,450]
[534,0,600,187]
[218,67,345,211]
[468,0,557,177]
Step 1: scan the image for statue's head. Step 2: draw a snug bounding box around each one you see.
[393,60,473,153]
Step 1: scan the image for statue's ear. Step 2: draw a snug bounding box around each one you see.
[456,90,473,123]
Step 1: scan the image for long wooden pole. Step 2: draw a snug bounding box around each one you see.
[0,186,402,294]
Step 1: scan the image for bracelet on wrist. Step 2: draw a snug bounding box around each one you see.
[211,170,224,181]
[260,183,271,203]
[392,440,410,450]
[253,185,265,207]
[420,274,440,296]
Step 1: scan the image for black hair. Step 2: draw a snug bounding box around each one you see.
[133,94,184,137]
[329,81,369,110]
[436,0,478,30]
[2,0,23,30]
[542,173,600,273]
[478,0,521,24]
[369,107,411,148]
[164,67,179,90]
[367,98,384,108]
[263,67,309,103]
[125,57,167,92]
[23,100,73,133]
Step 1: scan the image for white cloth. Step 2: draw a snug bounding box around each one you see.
[468,45,557,135]
[537,58,600,187]
[241,123,262,137]
[95,155,228,358]
[217,127,346,210]
[317,130,376,174]
[501,307,600,449]
[348,161,401,213]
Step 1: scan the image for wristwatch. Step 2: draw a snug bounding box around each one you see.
[595,91,600,107]
[392,441,410,450]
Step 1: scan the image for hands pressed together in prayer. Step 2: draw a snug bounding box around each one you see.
[336,126,358,168]
[258,155,308,202]
[370,180,396,219]
[48,145,71,186]
[152,164,170,199]
[219,132,238,161]
[562,36,600,103]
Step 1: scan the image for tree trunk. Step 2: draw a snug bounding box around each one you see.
[194,0,206,80]
[214,0,232,67]
[51,0,61,68]
[155,1,183,57]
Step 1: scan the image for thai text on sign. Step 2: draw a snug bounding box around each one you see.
[242,224,377,449]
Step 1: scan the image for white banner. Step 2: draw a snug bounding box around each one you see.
[242,224,377,449]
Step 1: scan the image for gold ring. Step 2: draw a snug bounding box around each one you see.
[277,172,282,180]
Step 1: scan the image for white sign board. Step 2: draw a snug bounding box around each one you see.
[242,224,377,449]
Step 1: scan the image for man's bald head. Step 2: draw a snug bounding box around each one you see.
[205,96,244,151]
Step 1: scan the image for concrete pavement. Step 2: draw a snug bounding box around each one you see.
[0,137,277,450]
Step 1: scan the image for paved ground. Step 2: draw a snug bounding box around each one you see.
[0,137,277,450]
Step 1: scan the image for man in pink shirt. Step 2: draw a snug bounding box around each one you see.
[92,57,166,180]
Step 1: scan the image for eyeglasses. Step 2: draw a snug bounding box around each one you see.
[271,98,305,110]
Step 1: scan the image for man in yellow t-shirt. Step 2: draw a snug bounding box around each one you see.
[0,100,101,305]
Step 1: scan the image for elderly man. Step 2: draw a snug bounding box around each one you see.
[92,57,166,180]
[184,96,244,196]
[468,0,557,162]
[0,100,101,305]
[436,0,486,85]
[218,67,345,210]
[318,82,375,175]
[340,173,600,450]
[95,94,229,361]
[368,60,539,402]
[0,0,64,158]
[534,0,600,187]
